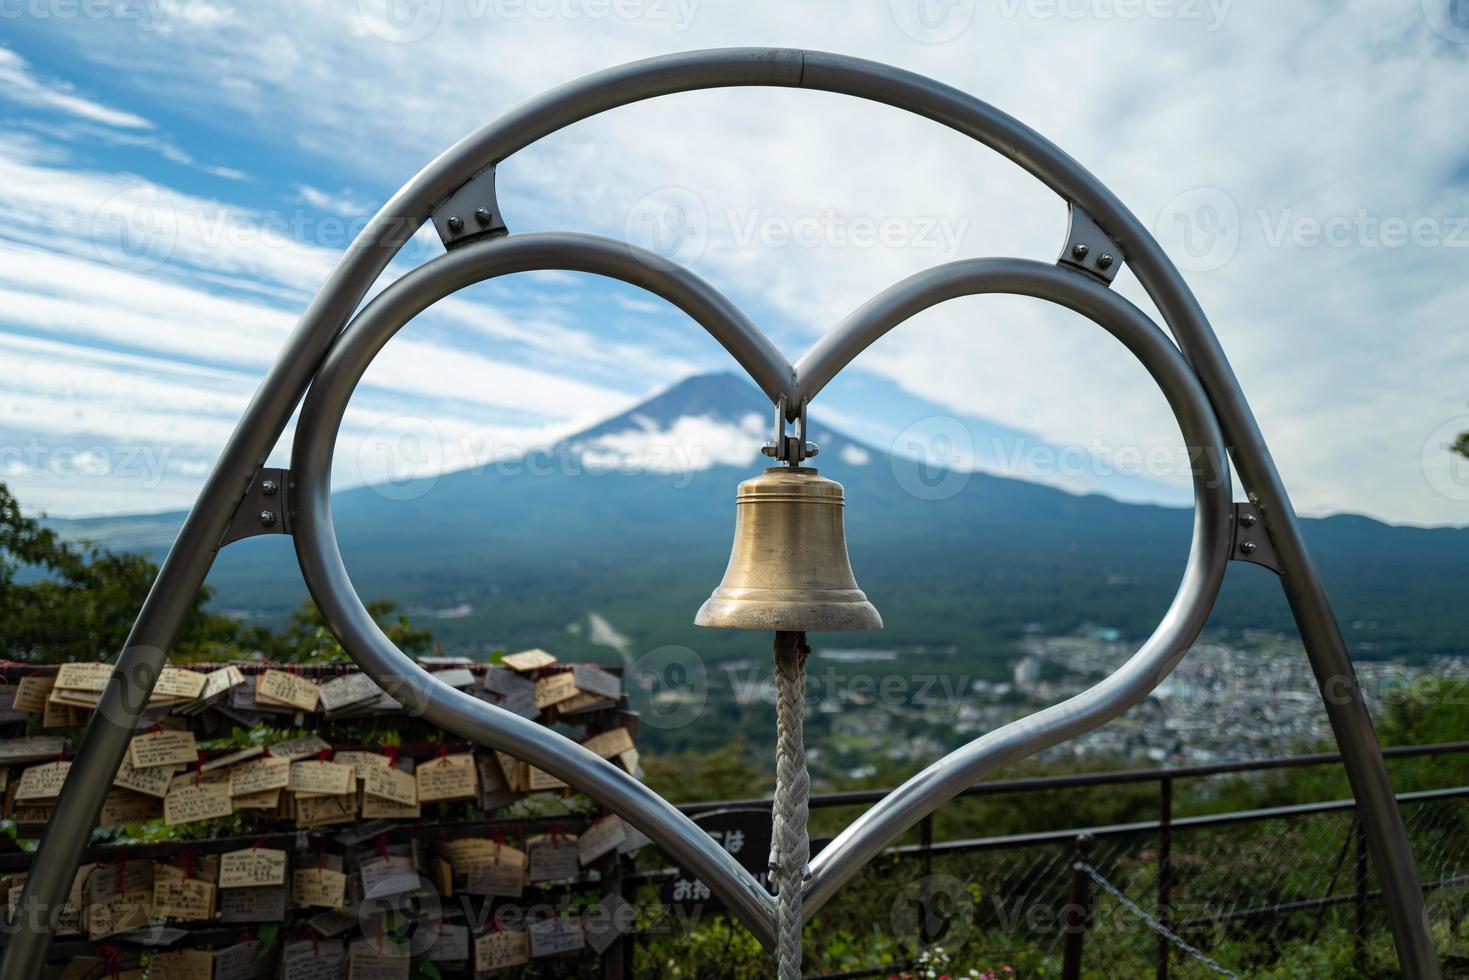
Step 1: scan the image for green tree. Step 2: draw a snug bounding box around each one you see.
[642,738,765,803]
[1373,676,1469,791]
[0,482,234,661]
[245,599,434,663]
[0,482,432,663]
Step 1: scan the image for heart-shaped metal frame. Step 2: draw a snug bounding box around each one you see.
[8,48,1439,979]
[288,232,1234,945]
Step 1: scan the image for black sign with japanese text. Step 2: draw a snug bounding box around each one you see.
[659,808,772,916]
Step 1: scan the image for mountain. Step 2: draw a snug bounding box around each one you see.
[50,373,1469,668]
[569,370,768,441]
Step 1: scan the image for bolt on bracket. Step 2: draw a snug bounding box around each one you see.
[430,164,508,250]
[1058,204,1123,285]
[1231,502,1281,574]
[219,467,292,548]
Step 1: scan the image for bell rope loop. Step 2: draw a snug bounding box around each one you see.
[772,630,812,980]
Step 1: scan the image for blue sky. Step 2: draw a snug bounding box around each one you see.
[1,1,1466,524]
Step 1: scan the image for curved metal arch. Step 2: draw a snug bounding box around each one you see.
[6,48,1436,979]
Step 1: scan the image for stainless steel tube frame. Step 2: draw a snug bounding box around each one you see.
[7,48,1435,978]
[288,238,1236,941]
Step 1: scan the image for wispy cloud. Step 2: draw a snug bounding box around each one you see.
[294,184,371,214]
[0,46,152,130]
[0,73,689,512]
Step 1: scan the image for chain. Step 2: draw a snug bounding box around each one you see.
[1077,862,1239,979]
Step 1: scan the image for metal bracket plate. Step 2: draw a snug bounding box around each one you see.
[220,468,291,547]
[430,164,508,250]
[1058,204,1123,285]
[1231,502,1281,574]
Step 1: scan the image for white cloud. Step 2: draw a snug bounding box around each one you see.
[15,116,248,178]
[571,412,767,475]
[0,140,683,512]
[0,46,152,129]
[295,184,371,213]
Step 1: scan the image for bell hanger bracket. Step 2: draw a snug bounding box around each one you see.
[762,395,819,466]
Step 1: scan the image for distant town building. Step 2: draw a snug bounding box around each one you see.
[1013,656,1041,690]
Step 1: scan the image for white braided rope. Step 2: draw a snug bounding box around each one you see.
[772,631,811,980]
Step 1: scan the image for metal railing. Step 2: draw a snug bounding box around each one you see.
[629,741,1469,978]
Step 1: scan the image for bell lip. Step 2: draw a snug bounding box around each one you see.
[693,596,884,632]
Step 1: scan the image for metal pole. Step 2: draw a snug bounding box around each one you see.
[919,812,934,941]
[1356,817,1370,958]
[1061,833,1095,980]
[919,813,934,873]
[602,855,625,980]
[1157,776,1173,980]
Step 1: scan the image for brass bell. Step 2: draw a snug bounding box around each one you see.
[695,465,883,632]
